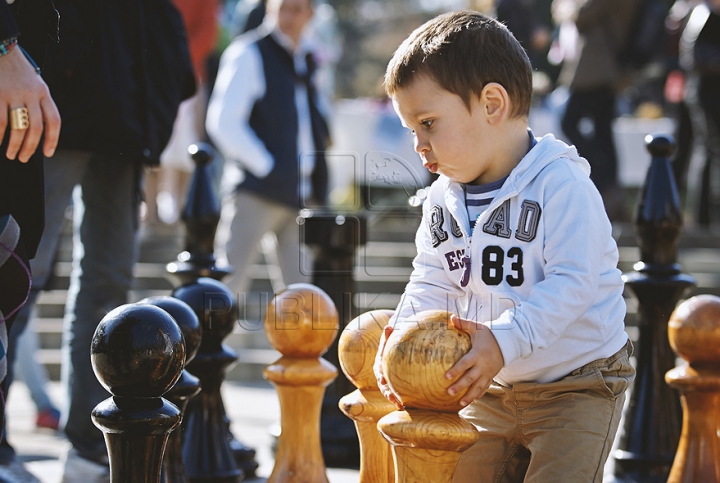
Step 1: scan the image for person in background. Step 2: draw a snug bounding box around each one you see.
[680,0,720,226]
[555,0,641,221]
[15,317,62,431]
[495,0,552,77]
[232,0,267,36]
[0,1,195,482]
[207,0,331,311]
[664,0,699,197]
[0,0,60,481]
[143,0,220,228]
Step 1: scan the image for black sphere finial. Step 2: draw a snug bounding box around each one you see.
[172,277,238,343]
[91,303,185,398]
[188,143,213,167]
[139,296,202,365]
[91,303,185,483]
[645,134,676,159]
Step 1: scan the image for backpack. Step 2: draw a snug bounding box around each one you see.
[617,0,671,70]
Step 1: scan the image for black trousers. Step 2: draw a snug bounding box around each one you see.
[686,73,720,225]
[561,86,619,194]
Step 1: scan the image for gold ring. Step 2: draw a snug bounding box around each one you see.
[9,107,29,130]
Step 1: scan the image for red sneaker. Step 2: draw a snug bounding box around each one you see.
[35,407,61,430]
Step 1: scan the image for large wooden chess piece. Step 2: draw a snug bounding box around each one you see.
[139,296,203,483]
[91,303,185,483]
[377,310,480,483]
[302,211,367,467]
[665,295,720,483]
[173,277,243,483]
[338,310,396,483]
[263,283,340,483]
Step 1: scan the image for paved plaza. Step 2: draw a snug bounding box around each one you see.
[8,380,360,483]
[7,378,630,483]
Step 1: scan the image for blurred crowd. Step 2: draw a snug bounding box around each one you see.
[139,0,720,229]
[492,0,720,225]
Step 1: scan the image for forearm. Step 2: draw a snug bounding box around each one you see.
[391,217,466,326]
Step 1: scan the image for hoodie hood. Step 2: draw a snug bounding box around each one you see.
[509,133,590,187]
[439,132,590,203]
[437,132,591,237]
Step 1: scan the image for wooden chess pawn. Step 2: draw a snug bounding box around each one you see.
[263,283,339,483]
[377,310,480,483]
[666,295,720,483]
[91,303,186,483]
[338,310,397,483]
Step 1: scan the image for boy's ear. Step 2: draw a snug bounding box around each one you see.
[480,83,510,125]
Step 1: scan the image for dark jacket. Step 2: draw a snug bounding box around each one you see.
[559,0,641,89]
[240,32,330,208]
[0,1,21,41]
[0,0,58,260]
[42,0,196,165]
[681,2,720,77]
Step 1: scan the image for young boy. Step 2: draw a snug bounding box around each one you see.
[375,10,635,482]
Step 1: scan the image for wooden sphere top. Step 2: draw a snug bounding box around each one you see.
[338,309,394,390]
[669,294,720,364]
[382,310,471,411]
[264,283,339,357]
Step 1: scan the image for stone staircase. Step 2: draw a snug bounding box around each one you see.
[31,201,720,383]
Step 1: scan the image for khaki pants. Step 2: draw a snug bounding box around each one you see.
[453,341,635,483]
[215,190,312,299]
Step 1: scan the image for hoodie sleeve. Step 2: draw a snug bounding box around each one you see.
[489,169,619,365]
[390,200,467,329]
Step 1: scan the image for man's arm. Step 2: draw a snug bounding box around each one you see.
[206,37,274,178]
[0,2,60,163]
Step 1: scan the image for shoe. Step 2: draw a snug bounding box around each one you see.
[0,460,41,483]
[35,407,60,431]
[60,448,110,483]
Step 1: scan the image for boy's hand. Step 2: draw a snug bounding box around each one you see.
[446,314,504,407]
[374,325,403,410]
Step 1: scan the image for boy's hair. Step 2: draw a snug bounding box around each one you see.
[385,10,533,118]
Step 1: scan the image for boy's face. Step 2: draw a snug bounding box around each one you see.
[392,75,498,186]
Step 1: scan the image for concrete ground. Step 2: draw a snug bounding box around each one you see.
[7,380,360,483]
[6,378,630,483]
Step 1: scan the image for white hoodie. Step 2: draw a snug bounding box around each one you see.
[391,133,628,385]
